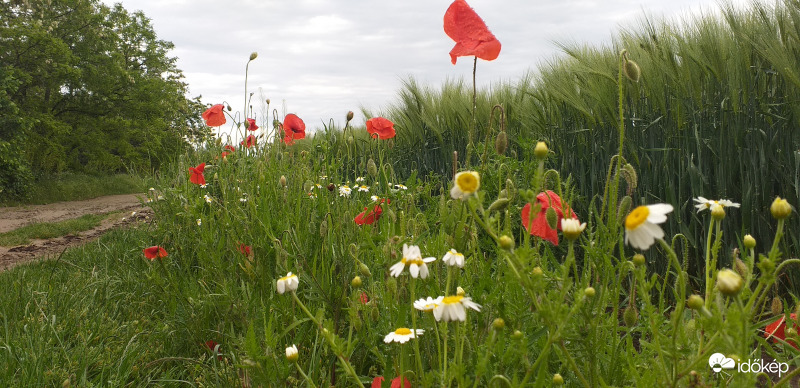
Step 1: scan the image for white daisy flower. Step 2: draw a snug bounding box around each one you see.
[204,194,213,203]
[239,197,248,203]
[157,195,164,201]
[413,297,440,312]
[319,175,328,180]
[389,244,436,279]
[355,176,365,183]
[315,183,322,189]
[624,204,673,250]
[394,184,408,190]
[450,171,480,200]
[561,218,587,240]
[276,272,299,294]
[370,195,380,202]
[285,344,298,362]
[358,185,370,192]
[339,185,352,198]
[196,218,202,226]
[433,295,482,322]
[384,328,424,344]
[693,197,740,213]
[200,184,207,189]
[442,249,465,268]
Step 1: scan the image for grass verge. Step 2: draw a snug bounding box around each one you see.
[0,212,115,246]
[0,173,153,206]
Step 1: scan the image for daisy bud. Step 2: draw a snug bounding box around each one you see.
[734,258,748,278]
[632,253,645,267]
[553,373,564,385]
[280,175,287,188]
[495,131,508,155]
[346,111,354,122]
[492,318,505,330]
[623,306,638,327]
[512,330,524,339]
[584,287,596,298]
[456,286,465,296]
[771,296,784,315]
[285,344,298,363]
[534,141,548,159]
[744,234,756,249]
[717,269,743,296]
[532,266,544,278]
[351,276,362,288]
[498,235,515,250]
[771,196,792,219]
[367,158,378,178]
[359,262,371,277]
[562,219,587,241]
[623,57,641,82]
[687,294,704,310]
[759,257,775,275]
[711,204,725,220]
[545,207,558,230]
[488,198,510,212]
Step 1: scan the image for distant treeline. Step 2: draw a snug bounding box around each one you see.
[0,0,205,197]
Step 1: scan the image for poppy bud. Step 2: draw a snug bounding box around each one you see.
[492,318,505,330]
[734,258,748,278]
[367,159,378,178]
[280,175,287,188]
[788,327,798,339]
[495,131,508,155]
[303,180,313,193]
[319,219,328,237]
[498,189,508,199]
[772,296,784,315]
[771,196,792,219]
[359,262,371,277]
[386,277,397,296]
[621,163,638,190]
[371,305,380,321]
[488,198,510,212]
[618,196,632,220]
[505,179,516,200]
[351,276,362,288]
[226,105,232,111]
[717,269,743,296]
[215,137,222,146]
[534,141,548,159]
[623,306,638,327]
[584,287,596,298]
[327,183,335,191]
[249,52,258,61]
[456,286,465,296]
[553,374,564,386]
[346,111,354,122]
[744,234,756,249]
[632,253,645,267]
[347,136,354,145]
[623,58,641,82]
[687,295,704,310]
[498,235,514,250]
[545,207,558,230]
[386,208,397,222]
[266,98,271,104]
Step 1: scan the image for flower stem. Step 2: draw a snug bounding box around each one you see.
[703,218,716,309]
[410,278,425,384]
[295,363,318,388]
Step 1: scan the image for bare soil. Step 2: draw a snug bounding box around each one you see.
[0,194,152,270]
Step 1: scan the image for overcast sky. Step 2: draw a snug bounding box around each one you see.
[99,0,747,138]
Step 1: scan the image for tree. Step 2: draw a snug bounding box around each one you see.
[0,0,203,191]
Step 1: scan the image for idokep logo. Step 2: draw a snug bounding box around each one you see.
[709,353,789,377]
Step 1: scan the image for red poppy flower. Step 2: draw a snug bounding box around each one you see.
[520,190,579,246]
[143,246,168,260]
[366,117,396,140]
[241,134,256,148]
[360,291,369,305]
[372,377,384,388]
[355,199,390,225]
[189,163,206,186]
[246,118,259,131]
[221,151,231,159]
[283,114,306,145]
[765,313,799,348]
[205,340,223,360]
[391,376,411,388]
[202,104,226,127]
[443,0,502,65]
[224,145,236,153]
[238,243,252,257]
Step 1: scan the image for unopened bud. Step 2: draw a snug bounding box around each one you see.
[687,295,704,310]
[512,330,523,339]
[711,204,725,220]
[532,266,543,278]
[249,52,258,61]
[623,306,638,327]
[744,234,756,250]
[367,159,378,178]
[553,373,564,385]
[584,287,596,298]
[787,327,798,339]
[734,258,748,278]
[498,235,515,250]
[621,163,638,190]
[351,276,362,288]
[347,136,354,145]
[488,198,510,212]
[359,263,371,277]
[319,219,328,236]
[618,196,632,220]
[456,286,465,296]
[545,207,558,230]
[495,131,508,155]
[346,111,354,122]
[303,180,313,193]
[623,58,641,82]
[771,197,792,219]
[280,175,287,188]
[534,141,548,159]
[717,269,743,296]
[632,253,645,267]
[772,297,784,315]
[492,318,505,330]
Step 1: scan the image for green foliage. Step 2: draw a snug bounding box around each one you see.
[0,66,32,196]
[0,0,203,183]
[0,212,110,246]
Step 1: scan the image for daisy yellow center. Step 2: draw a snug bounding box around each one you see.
[401,257,424,266]
[625,206,650,230]
[456,173,479,193]
[279,274,296,281]
[394,328,412,335]
[441,295,464,305]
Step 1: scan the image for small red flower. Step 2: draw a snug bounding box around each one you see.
[366,117,396,140]
[355,199,390,225]
[283,113,306,145]
[189,163,206,186]
[202,104,226,127]
[520,190,578,246]
[224,145,236,153]
[443,0,501,65]
[246,118,259,131]
[143,246,168,260]
[360,291,369,305]
[238,243,252,257]
[372,377,384,388]
[205,340,223,360]
[391,376,411,388]
[765,313,799,348]
[241,134,256,148]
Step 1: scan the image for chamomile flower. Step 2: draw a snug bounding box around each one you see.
[200,184,207,189]
[196,218,202,226]
[394,184,408,190]
[561,218,587,241]
[319,175,328,180]
[315,183,323,189]
[371,195,380,202]
[450,171,480,200]
[414,297,440,312]
[203,194,213,203]
[358,185,370,192]
[276,272,299,294]
[433,295,482,322]
[389,244,436,279]
[285,345,298,362]
[624,204,673,250]
[442,249,465,268]
[384,328,424,344]
[355,176,365,183]
[693,197,740,213]
[339,185,352,198]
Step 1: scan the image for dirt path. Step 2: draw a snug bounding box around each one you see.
[0,193,152,270]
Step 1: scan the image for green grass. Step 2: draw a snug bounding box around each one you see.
[0,173,153,206]
[0,212,115,246]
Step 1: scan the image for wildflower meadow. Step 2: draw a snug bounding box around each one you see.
[4,0,800,387]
